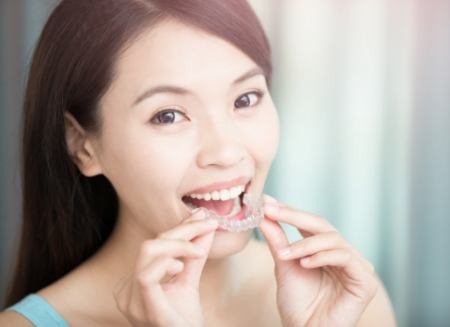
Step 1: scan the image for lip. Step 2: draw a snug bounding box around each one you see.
[183,176,252,196]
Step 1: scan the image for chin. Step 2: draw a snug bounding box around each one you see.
[206,228,253,259]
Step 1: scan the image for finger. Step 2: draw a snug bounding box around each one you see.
[160,259,186,284]
[185,207,208,219]
[262,193,291,208]
[276,228,376,273]
[137,257,184,289]
[262,194,314,238]
[263,202,336,236]
[258,217,298,271]
[345,246,376,273]
[262,194,375,273]
[137,256,181,320]
[299,248,369,278]
[276,231,344,260]
[136,238,208,270]
[178,227,217,288]
[159,209,218,241]
[116,257,179,322]
[263,193,279,204]
[298,248,377,296]
[364,260,375,273]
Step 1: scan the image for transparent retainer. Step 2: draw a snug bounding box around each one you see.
[201,193,264,232]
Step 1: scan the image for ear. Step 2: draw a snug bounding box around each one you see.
[64,111,103,177]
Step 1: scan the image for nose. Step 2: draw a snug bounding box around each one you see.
[196,116,247,168]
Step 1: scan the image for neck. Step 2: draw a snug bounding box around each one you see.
[86,212,238,317]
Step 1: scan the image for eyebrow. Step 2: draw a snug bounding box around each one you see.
[133,66,264,106]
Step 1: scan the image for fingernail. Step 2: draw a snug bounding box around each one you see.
[264,194,278,204]
[174,260,184,270]
[264,203,280,215]
[301,257,310,264]
[192,208,206,219]
[277,247,291,257]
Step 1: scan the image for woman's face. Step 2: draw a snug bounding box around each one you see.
[93,19,279,257]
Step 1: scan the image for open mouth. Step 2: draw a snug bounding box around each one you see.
[181,181,251,219]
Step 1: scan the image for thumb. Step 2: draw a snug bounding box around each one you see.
[259,216,297,273]
[178,223,217,288]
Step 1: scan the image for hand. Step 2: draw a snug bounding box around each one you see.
[113,209,218,327]
[259,194,378,327]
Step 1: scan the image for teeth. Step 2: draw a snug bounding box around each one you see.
[211,191,220,200]
[220,189,230,200]
[187,185,245,201]
[230,187,242,198]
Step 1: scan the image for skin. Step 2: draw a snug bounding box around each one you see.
[0,18,397,327]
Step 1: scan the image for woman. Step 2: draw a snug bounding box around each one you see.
[0,0,397,326]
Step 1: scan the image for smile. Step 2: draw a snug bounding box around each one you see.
[181,181,250,217]
[181,180,264,232]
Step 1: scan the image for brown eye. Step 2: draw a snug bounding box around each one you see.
[234,91,264,109]
[150,109,186,125]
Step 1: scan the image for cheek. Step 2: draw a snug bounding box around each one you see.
[245,104,280,164]
[139,140,192,192]
[98,123,192,208]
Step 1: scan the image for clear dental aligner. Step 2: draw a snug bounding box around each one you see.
[202,193,264,232]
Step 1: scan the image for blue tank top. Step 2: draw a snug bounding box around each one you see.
[7,294,70,326]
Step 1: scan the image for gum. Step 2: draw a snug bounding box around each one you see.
[201,193,264,232]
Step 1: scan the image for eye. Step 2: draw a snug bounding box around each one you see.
[234,90,265,109]
[150,109,187,125]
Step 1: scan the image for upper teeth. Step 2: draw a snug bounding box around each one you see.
[187,184,245,201]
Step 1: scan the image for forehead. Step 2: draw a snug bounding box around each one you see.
[113,19,259,93]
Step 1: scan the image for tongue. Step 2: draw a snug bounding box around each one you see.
[188,198,234,216]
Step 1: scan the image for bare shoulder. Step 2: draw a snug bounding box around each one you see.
[35,262,109,326]
[0,310,33,326]
[357,274,398,327]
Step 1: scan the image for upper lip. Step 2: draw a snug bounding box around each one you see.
[183,176,251,196]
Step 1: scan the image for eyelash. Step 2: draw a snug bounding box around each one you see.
[149,90,265,126]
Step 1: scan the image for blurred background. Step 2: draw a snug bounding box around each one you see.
[1,0,449,326]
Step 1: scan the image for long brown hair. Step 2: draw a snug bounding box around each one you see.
[4,0,272,307]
